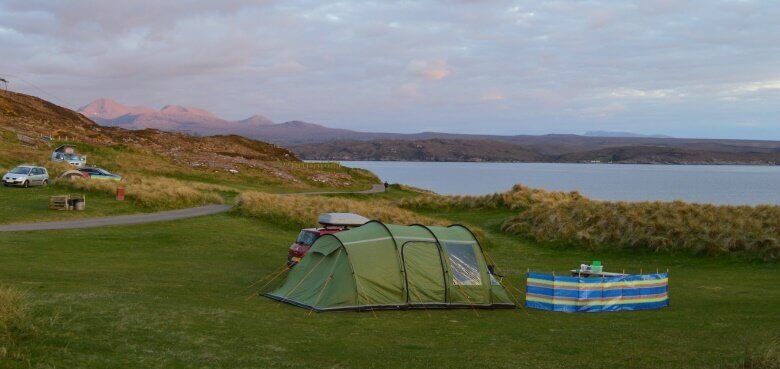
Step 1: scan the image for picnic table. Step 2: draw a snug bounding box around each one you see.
[570,269,628,278]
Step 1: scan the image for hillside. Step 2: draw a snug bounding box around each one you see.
[0,91,377,189]
[293,137,780,164]
[292,138,544,162]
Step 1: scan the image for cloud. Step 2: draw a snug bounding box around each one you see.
[580,103,629,118]
[608,88,685,99]
[407,59,450,81]
[0,0,779,138]
[481,91,505,101]
[397,83,422,98]
[730,79,780,93]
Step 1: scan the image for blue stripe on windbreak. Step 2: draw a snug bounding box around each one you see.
[623,273,668,282]
[619,286,668,296]
[525,300,670,313]
[578,289,603,300]
[554,276,581,283]
[553,303,578,313]
[525,300,554,311]
[623,300,670,311]
[577,304,604,313]
[553,289,580,299]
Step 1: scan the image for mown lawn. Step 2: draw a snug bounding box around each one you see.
[0,211,777,368]
[0,183,149,225]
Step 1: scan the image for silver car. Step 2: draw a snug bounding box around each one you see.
[2,165,49,187]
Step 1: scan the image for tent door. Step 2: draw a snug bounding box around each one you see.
[401,241,446,305]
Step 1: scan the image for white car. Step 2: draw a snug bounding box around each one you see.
[51,145,86,167]
[2,165,49,187]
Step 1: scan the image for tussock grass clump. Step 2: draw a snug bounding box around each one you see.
[237,191,445,229]
[400,184,780,261]
[56,176,223,209]
[0,285,31,358]
[399,184,582,211]
[729,341,780,369]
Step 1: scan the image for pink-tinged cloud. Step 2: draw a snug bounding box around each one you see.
[481,91,505,101]
[407,59,450,81]
[580,103,628,118]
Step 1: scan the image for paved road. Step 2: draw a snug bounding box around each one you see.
[0,204,232,232]
[0,184,385,232]
[286,184,386,196]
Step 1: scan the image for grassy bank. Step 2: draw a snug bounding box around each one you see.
[236,191,442,228]
[400,185,780,261]
[0,212,777,368]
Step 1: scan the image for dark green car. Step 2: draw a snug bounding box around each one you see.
[78,167,122,181]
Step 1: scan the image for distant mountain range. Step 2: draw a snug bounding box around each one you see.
[584,131,673,139]
[79,98,780,165]
[80,98,285,137]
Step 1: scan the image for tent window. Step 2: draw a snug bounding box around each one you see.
[489,273,501,286]
[445,243,482,286]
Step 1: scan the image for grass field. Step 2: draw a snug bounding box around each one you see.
[0,183,150,225]
[0,208,777,368]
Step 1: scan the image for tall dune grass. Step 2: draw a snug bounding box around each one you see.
[399,184,583,211]
[400,185,780,261]
[56,176,223,209]
[729,340,780,369]
[236,191,444,229]
[0,285,31,359]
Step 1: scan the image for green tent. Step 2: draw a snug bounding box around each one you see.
[266,221,516,311]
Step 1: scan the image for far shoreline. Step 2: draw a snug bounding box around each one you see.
[305,159,780,167]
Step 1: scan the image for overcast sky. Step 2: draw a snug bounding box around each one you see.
[1,0,779,139]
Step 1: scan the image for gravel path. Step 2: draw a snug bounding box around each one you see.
[0,204,232,232]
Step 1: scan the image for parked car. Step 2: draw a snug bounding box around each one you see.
[287,213,370,267]
[78,167,122,181]
[2,165,49,187]
[51,145,86,167]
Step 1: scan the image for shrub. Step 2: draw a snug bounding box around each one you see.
[55,176,223,209]
[400,184,780,261]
